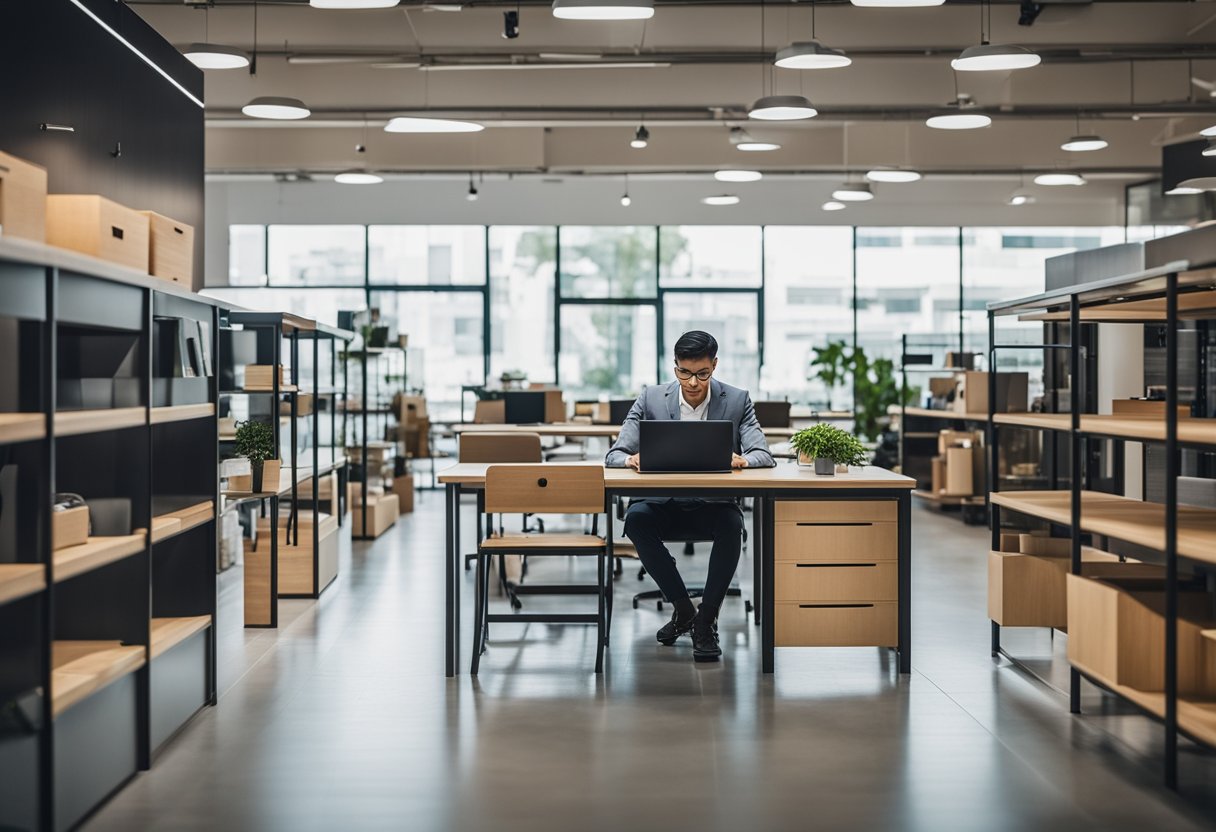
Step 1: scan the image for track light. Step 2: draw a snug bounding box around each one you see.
[748,95,817,121]
[729,127,780,152]
[503,10,520,38]
[242,96,311,120]
[631,125,649,149]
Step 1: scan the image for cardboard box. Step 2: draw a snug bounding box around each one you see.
[389,474,414,513]
[544,389,565,423]
[929,377,959,398]
[938,429,979,455]
[353,492,399,539]
[944,446,974,496]
[244,364,284,389]
[930,456,946,495]
[46,194,149,272]
[945,351,978,370]
[954,371,1029,414]
[52,504,89,550]
[0,151,47,242]
[139,211,194,287]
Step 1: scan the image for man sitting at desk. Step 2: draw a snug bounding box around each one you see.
[606,330,775,662]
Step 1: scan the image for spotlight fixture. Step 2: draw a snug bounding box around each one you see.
[832,182,874,202]
[310,0,400,7]
[242,96,311,120]
[1061,135,1108,152]
[952,44,1040,72]
[467,174,479,201]
[1203,139,1216,158]
[850,0,944,5]
[503,10,520,38]
[1034,172,1086,186]
[334,171,383,185]
[384,116,484,133]
[714,170,763,183]
[701,195,741,206]
[866,169,921,183]
[926,113,991,130]
[551,0,654,20]
[822,201,846,211]
[774,41,851,70]
[631,125,650,149]
[748,94,817,121]
[182,43,250,70]
[729,127,780,152]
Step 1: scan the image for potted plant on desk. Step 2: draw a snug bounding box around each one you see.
[235,420,279,493]
[790,422,868,476]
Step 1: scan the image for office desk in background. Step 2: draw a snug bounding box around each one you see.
[451,422,804,442]
[437,462,915,678]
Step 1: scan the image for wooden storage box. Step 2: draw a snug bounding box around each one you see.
[0,151,47,242]
[353,492,399,539]
[389,474,414,513]
[52,505,89,551]
[954,371,1029,414]
[943,446,973,496]
[139,211,193,286]
[243,364,284,390]
[256,511,340,596]
[544,389,565,423]
[1111,399,1191,419]
[46,195,149,272]
[226,459,281,494]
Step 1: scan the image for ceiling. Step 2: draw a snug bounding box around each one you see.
[131,0,1216,212]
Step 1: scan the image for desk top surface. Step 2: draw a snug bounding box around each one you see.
[437,461,914,490]
[452,422,802,440]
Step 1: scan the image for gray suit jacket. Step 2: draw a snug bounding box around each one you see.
[605,379,776,469]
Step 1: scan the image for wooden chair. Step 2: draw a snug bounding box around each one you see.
[459,432,543,576]
[473,465,610,674]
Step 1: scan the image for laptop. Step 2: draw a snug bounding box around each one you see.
[504,391,546,424]
[638,420,734,474]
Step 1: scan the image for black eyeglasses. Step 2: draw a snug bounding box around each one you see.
[674,365,713,382]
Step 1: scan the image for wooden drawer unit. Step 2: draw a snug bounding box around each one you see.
[774,561,897,603]
[773,499,896,524]
[774,601,898,647]
[773,520,897,562]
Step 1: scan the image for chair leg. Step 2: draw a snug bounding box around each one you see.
[481,551,492,650]
[471,554,486,675]
[595,551,606,674]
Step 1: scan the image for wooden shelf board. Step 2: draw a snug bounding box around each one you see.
[990,490,1216,565]
[1019,289,1216,324]
[1180,698,1216,749]
[54,533,146,583]
[236,385,299,394]
[0,564,46,606]
[1072,658,1166,718]
[995,413,1216,446]
[150,402,215,425]
[0,413,45,445]
[51,640,146,718]
[902,406,989,422]
[151,500,214,543]
[1201,629,1216,644]
[54,407,145,437]
[914,490,984,506]
[150,616,211,659]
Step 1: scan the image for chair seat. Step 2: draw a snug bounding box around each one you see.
[481,533,605,550]
[611,542,639,559]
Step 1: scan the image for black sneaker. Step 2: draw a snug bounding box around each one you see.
[656,606,696,646]
[691,609,722,663]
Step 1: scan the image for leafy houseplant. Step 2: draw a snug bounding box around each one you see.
[852,349,920,442]
[234,420,277,492]
[809,340,850,412]
[790,422,869,476]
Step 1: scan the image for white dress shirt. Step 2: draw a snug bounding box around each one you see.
[679,384,711,421]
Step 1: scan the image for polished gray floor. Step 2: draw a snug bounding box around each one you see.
[87,494,1216,831]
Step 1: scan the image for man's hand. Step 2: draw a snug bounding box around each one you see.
[626,453,641,471]
[731,453,748,469]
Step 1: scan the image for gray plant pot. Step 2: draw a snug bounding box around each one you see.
[814,457,835,476]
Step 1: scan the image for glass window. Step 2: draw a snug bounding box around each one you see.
[763,227,854,409]
[369,291,484,421]
[368,226,486,285]
[558,304,657,399]
[558,226,657,298]
[856,227,961,364]
[201,287,366,329]
[489,226,556,385]
[663,292,759,393]
[267,225,366,286]
[228,225,266,286]
[659,226,762,288]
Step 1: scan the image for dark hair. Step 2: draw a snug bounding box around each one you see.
[674,330,718,362]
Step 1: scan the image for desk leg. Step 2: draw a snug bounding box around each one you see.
[269,496,279,629]
[762,496,774,674]
[445,483,458,677]
[898,492,911,674]
[752,498,762,626]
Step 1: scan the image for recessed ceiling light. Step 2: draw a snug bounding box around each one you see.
[926,113,992,130]
[822,201,846,211]
[1034,172,1086,186]
[774,41,852,70]
[182,43,250,69]
[702,195,741,206]
[551,0,654,20]
[951,44,1041,72]
[242,96,311,120]
[1061,135,1108,152]
[714,170,763,182]
[310,0,400,7]
[866,169,921,183]
[832,183,874,202]
[748,95,817,121]
[850,0,944,5]
[334,171,383,184]
[384,116,484,133]
[729,127,780,152]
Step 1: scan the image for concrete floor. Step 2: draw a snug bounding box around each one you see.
[86,493,1216,831]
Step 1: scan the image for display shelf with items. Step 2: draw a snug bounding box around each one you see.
[342,331,406,539]
[986,225,1216,790]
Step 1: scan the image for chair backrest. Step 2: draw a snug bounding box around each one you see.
[459,432,542,464]
[753,400,792,428]
[485,464,604,515]
[473,399,505,424]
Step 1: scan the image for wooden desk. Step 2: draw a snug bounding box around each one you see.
[437,461,915,677]
[452,422,799,442]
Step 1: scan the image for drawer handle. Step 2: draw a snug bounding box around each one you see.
[795,522,873,527]
[111,225,124,240]
[173,226,184,235]
[795,563,876,568]
[798,603,874,609]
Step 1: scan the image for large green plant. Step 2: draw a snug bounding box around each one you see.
[234,420,276,463]
[851,349,919,442]
[790,423,868,466]
[809,340,850,411]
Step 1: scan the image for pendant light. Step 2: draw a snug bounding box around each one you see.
[1176,177,1216,191]
[467,173,480,201]
[1203,125,1216,137]
[1203,139,1216,157]
[631,125,650,149]
[729,127,781,152]
[927,86,991,130]
[334,171,383,185]
[702,195,741,206]
[182,9,249,69]
[1034,172,1086,186]
[620,174,631,206]
[749,3,817,121]
[552,0,654,20]
[242,96,311,120]
[714,170,763,182]
[832,182,874,202]
[311,0,401,8]
[822,200,846,211]
[384,116,484,133]
[1166,185,1204,196]
[1007,194,1033,206]
[774,2,850,70]
[1061,114,1108,152]
[866,169,921,183]
[951,1,1039,72]
[850,0,944,6]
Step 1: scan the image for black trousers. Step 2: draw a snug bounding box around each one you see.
[622,499,744,614]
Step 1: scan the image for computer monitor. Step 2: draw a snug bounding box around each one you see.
[504,391,546,424]
[753,401,792,428]
[609,398,635,425]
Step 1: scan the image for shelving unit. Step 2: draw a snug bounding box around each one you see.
[986,226,1216,790]
[343,345,404,540]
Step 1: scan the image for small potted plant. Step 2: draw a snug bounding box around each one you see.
[234,419,279,492]
[790,422,868,476]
